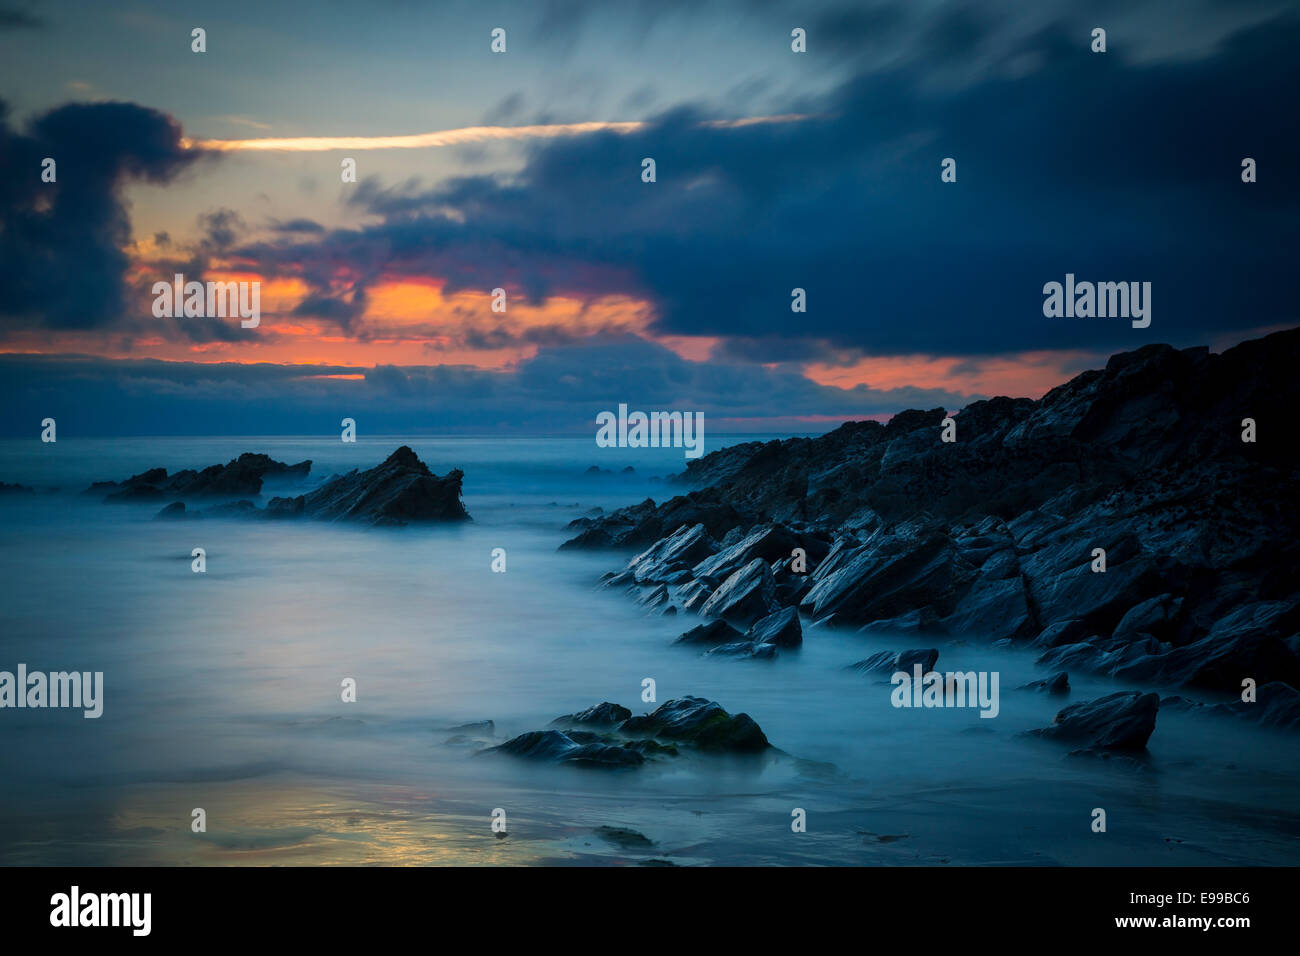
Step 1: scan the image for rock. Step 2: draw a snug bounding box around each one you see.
[292,446,469,525]
[626,523,718,584]
[551,702,632,727]
[87,448,466,527]
[594,826,653,848]
[674,619,744,646]
[675,578,713,612]
[105,484,164,503]
[1209,682,1300,729]
[491,697,772,766]
[1031,619,1090,648]
[745,606,802,648]
[1021,671,1070,695]
[1035,642,1104,673]
[851,648,939,675]
[691,524,806,583]
[1028,691,1159,751]
[698,558,779,625]
[704,641,777,660]
[799,531,970,628]
[581,328,1300,699]
[1113,593,1183,642]
[90,454,311,502]
[154,501,189,520]
[634,583,671,612]
[620,697,769,752]
[0,482,34,494]
[489,730,644,768]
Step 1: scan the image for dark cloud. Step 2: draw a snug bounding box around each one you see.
[234,9,1297,360]
[269,217,326,235]
[0,340,973,437]
[0,99,202,330]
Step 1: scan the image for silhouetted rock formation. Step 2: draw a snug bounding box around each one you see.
[89,453,311,502]
[94,446,469,526]
[268,446,469,526]
[570,328,1300,708]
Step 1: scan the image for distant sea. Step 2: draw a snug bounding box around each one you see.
[2,436,1298,865]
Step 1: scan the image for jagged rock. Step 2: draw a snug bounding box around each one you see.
[0,482,34,494]
[292,446,468,526]
[580,329,1300,698]
[621,697,769,752]
[626,523,717,583]
[698,558,779,625]
[705,641,777,659]
[1032,619,1090,648]
[1029,691,1159,751]
[675,578,713,612]
[799,531,970,628]
[850,647,939,675]
[1022,671,1070,695]
[745,606,802,648]
[1113,593,1184,642]
[691,524,809,584]
[551,702,632,727]
[634,583,671,612]
[90,453,311,502]
[1209,682,1300,729]
[154,501,189,520]
[674,619,744,646]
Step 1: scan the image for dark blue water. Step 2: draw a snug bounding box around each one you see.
[1,437,1297,865]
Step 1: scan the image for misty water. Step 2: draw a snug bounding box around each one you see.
[1,437,1298,866]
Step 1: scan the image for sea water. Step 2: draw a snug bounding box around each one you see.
[1,436,1298,865]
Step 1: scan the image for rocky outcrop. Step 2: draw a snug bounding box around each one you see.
[570,329,1300,712]
[130,447,469,526]
[278,446,468,525]
[90,453,311,502]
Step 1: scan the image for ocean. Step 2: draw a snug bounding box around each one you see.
[2,436,1298,865]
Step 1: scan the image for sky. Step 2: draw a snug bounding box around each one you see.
[0,0,1296,436]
